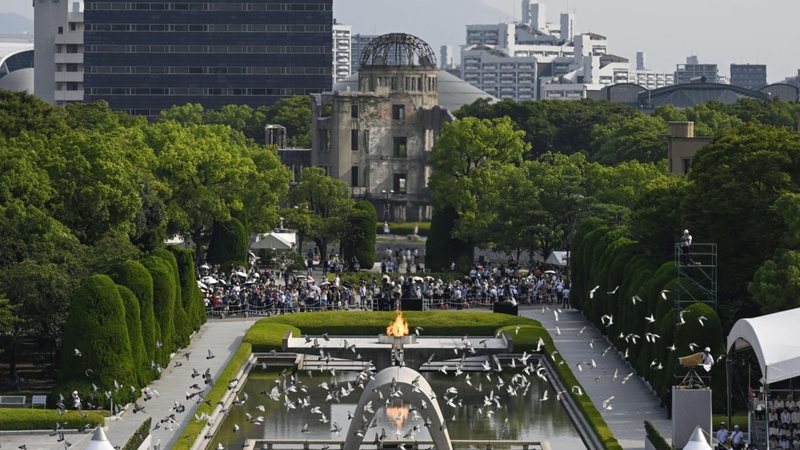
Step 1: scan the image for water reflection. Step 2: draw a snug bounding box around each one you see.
[209,368,586,449]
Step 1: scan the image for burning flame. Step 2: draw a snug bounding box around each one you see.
[385,404,410,431]
[386,311,409,337]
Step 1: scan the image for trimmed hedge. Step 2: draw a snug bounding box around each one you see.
[116,285,148,386]
[207,218,248,267]
[169,246,206,330]
[644,420,671,450]
[122,417,152,450]
[243,312,622,450]
[426,205,472,272]
[153,249,190,348]
[572,220,726,410]
[172,342,252,450]
[0,408,105,430]
[58,274,136,404]
[110,260,158,365]
[142,255,176,364]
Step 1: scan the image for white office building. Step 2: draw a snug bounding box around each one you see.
[332,22,352,83]
[34,0,84,104]
[440,45,455,70]
[461,48,537,101]
[633,69,674,90]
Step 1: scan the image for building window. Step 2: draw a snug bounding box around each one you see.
[58,26,63,34]
[363,129,369,152]
[393,137,407,158]
[393,174,407,194]
[392,104,405,120]
[682,158,691,175]
[351,129,359,151]
[351,104,359,119]
[351,165,359,187]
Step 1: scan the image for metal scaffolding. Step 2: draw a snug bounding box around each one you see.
[674,242,718,310]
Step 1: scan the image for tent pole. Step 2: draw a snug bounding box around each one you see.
[726,352,733,435]
[765,367,770,450]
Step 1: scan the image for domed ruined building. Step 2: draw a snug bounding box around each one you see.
[310,33,495,222]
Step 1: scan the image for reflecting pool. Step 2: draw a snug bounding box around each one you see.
[209,366,586,449]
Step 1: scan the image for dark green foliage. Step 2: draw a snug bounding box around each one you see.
[58,275,136,404]
[141,256,176,364]
[116,285,148,385]
[122,417,152,450]
[206,218,248,267]
[0,90,68,138]
[426,205,472,272]
[644,420,671,450]
[153,249,189,348]
[169,246,206,330]
[342,201,377,269]
[110,260,157,364]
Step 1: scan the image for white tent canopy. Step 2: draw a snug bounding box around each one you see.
[250,232,296,251]
[727,307,800,384]
[545,251,570,267]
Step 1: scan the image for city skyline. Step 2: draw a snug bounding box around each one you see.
[3,0,798,82]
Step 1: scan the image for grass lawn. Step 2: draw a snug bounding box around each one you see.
[0,408,105,430]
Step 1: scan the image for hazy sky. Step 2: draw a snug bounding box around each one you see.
[4,0,798,82]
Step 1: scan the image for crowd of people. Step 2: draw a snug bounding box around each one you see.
[196,257,571,317]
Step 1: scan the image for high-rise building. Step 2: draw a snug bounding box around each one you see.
[440,45,455,70]
[70,0,332,117]
[730,64,767,89]
[34,0,85,104]
[332,22,352,83]
[522,0,547,32]
[351,34,377,74]
[632,69,674,90]
[674,57,718,84]
[559,13,574,41]
[636,51,646,71]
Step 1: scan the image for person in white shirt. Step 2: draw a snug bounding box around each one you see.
[781,408,792,425]
[730,424,744,449]
[792,407,800,425]
[702,347,715,372]
[716,422,729,450]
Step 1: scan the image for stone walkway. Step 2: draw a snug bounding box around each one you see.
[0,318,257,450]
[520,306,672,450]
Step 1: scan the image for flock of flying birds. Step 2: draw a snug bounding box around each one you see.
[210,330,598,450]
[32,283,712,450]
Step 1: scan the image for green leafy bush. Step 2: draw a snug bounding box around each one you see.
[153,249,189,348]
[142,256,176,364]
[116,285,148,386]
[0,408,104,430]
[58,274,136,404]
[110,260,158,364]
[169,246,206,330]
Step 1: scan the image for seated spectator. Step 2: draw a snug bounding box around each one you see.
[783,408,793,425]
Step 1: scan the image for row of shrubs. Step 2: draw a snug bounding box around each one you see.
[644,420,671,450]
[122,417,152,450]
[242,312,622,449]
[571,218,726,410]
[0,408,105,430]
[57,246,207,405]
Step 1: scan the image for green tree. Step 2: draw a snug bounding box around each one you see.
[169,246,205,330]
[263,96,312,147]
[341,201,377,269]
[629,177,689,261]
[58,275,136,404]
[591,114,667,164]
[206,218,249,268]
[0,90,68,138]
[288,167,354,258]
[429,116,529,253]
[157,103,205,125]
[684,124,800,322]
[748,249,800,314]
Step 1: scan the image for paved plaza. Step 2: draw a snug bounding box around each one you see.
[520,306,672,450]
